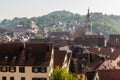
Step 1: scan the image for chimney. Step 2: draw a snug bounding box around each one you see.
[104,40,107,47]
[98,47,101,51]
[111,48,114,53]
[89,54,93,62]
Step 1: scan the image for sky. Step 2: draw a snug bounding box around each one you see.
[0,0,120,20]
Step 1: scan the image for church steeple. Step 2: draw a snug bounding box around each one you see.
[85,8,93,35]
[86,8,91,23]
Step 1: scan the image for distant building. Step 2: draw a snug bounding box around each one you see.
[48,32,71,40]
[69,45,104,74]
[74,35,105,47]
[31,21,39,34]
[107,34,120,48]
[0,42,54,80]
[73,8,94,38]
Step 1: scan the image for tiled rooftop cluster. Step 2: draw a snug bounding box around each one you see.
[0,42,52,66]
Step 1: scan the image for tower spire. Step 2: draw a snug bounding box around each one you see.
[86,8,91,22]
[85,8,93,35]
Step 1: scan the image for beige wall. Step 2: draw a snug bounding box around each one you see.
[0,66,50,80]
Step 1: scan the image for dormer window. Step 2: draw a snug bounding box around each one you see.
[22,56,25,62]
[5,56,8,59]
[13,56,16,60]
[82,58,86,61]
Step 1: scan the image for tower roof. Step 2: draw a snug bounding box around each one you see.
[87,8,90,18]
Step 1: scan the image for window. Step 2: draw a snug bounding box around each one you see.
[32,78,47,80]
[1,66,7,72]
[9,66,16,72]
[32,67,47,73]
[2,77,6,80]
[21,77,25,80]
[40,67,47,73]
[19,67,25,73]
[39,78,47,80]
[32,78,38,80]
[10,77,14,80]
[32,67,39,73]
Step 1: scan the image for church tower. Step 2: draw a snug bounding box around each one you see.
[85,8,93,35]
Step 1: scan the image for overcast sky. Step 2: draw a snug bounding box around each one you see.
[0,0,120,20]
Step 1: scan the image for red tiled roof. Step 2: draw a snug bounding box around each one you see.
[98,69,120,80]
[25,42,52,66]
[100,47,112,55]
[109,49,120,60]
[0,42,53,66]
[54,50,67,68]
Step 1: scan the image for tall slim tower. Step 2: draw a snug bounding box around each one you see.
[85,8,93,35]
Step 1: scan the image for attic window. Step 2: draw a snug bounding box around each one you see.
[82,58,86,61]
[13,56,16,60]
[5,56,8,61]
[5,56,8,59]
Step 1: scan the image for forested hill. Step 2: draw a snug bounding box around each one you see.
[1,10,120,36]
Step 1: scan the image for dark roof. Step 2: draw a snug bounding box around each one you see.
[84,35,104,38]
[54,50,67,68]
[98,69,120,80]
[88,47,99,54]
[83,54,104,72]
[49,32,70,37]
[109,34,120,40]
[0,42,53,66]
[49,32,70,39]
[29,39,50,42]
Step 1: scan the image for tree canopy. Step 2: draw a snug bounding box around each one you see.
[51,66,78,80]
[1,10,120,36]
